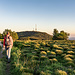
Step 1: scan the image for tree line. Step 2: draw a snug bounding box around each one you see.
[0,29,70,40]
[0,29,18,40]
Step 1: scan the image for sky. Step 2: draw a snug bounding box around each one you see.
[0,0,75,37]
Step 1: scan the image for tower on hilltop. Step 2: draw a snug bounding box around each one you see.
[35,24,37,31]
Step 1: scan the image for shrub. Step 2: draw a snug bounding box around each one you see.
[47,50,50,53]
[55,70,67,75]
[73,70,75,74]
[66,61,74,67]
[40,42,46,46]
[53,44,58,49]
[34,44,40,48]
[50,51,56,55]
[41,51,47,55]
[40,71,46,75]
[70,46,75,49]
[49,58,58,62]
[64,57,72,61]
[40,48,45,51]
[67,69,72,73]
[64,54,74,58]
[61,54,66,57]
[67,51,74,54]
[52,58,58,62]
[57,47,63,50]
[56,50,63,54]
[40,56,48,60]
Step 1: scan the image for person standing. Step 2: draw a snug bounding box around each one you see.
[3,32,13,63]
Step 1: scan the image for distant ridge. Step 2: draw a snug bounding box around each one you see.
[17,31,52,40]
[69,37,75,40]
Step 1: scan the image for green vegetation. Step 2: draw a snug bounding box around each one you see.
[0,29,74,75]
[17,31,52,40]
[0,46,6,75]
[0,39,3,41]
[0,33,3,39]
[53,29,70,40]
[0,61,5,75]
[0,29,18,40]
[9,40,75,75]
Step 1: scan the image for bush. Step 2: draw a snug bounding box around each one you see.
[64,54,74,58]
[73,70,75,74]
[55,70,67,75]
[40,56,48,60]
[67,69,72,73]
[64,57,72,62]
[53,44,58,49]
[67,51,74,54]
[65,62,74,67]
[41,51,47,55]
[50,51,56,55]
[56,50,63,54]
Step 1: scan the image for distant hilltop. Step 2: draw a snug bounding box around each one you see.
[17,31,52,40]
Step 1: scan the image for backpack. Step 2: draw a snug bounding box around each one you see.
[5,36,11,46]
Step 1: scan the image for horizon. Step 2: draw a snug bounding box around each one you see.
[1,28,75,37]
[0,0,75,38]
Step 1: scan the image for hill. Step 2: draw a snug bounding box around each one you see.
[17,31,52,40]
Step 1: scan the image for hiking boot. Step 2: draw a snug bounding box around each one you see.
[8,59,11,63]
[6,57,8,59]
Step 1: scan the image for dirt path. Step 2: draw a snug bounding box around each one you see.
[0,41,4,58]
[0,41,10,75]
[5,63,10,75]
[0,51,5,59]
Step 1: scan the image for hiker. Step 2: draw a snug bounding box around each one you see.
[3,32,13,63]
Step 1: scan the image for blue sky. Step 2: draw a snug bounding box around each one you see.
[0,0,75,37]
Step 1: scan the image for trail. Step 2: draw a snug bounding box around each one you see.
[0,41,5,58]
[0,41,10,75]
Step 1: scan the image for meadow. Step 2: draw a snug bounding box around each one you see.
[10,40,75,75]
[0,40,75,75]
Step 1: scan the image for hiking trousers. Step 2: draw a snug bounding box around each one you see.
[6,46,11,59]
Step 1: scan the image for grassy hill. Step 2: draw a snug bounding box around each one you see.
[17,31,52,40]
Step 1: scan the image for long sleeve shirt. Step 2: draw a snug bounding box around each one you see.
[3,35,13,48]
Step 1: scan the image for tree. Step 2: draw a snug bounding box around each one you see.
[3,29,18,40]
[0,33,3,39]
[53,29,59,40]
[12,31,18,40]
[60,31,70,40]
[53,29,70,40]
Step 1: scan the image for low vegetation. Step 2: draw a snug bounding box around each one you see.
[0,46,6,75]
[9,40,75,75]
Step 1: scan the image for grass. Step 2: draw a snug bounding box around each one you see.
[9,40,75,75]
[0,47,6,75]
[0,61,5,75]
[0,39,3,42]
